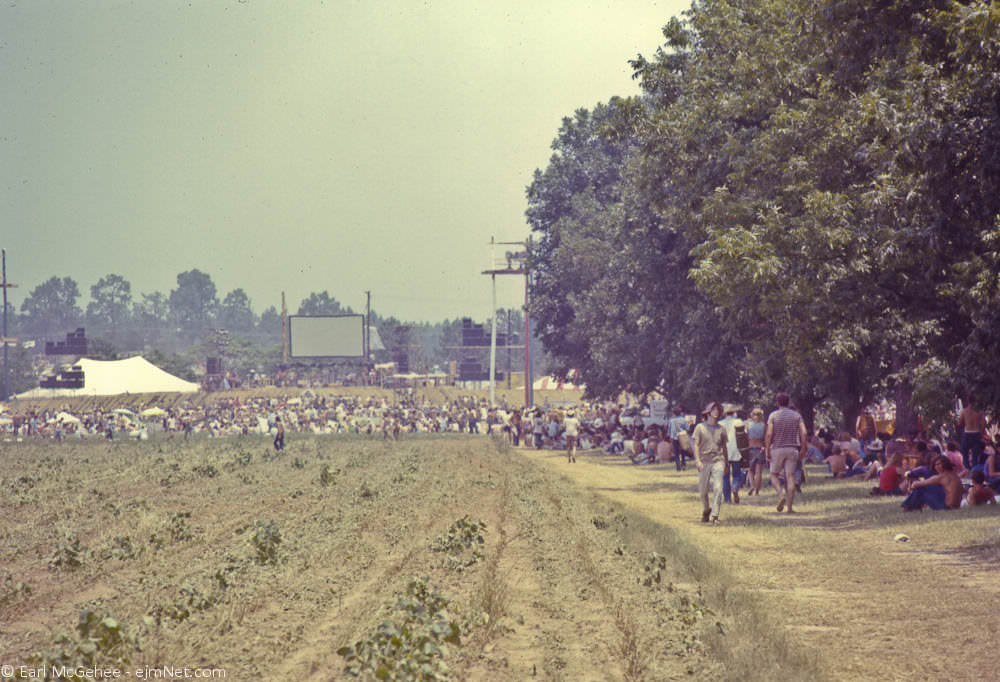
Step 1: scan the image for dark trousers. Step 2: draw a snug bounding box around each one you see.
[672,439,686,470]
[961,432,984,469]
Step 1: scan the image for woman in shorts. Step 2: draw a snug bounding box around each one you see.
[745,408,767,495]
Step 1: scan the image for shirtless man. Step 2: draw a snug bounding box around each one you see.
[958,396,987,469]
[903,456,963,510]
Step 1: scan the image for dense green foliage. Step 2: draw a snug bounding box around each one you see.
[527,0,1000,424]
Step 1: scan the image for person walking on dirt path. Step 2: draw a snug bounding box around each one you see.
[273,417,285,451]
[693,401,728,524]
[563,409,580,463]
[746,408,767,495]
[720,404,745,504]
[765,392,808,513]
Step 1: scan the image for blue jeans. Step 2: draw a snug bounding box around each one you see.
[672,439,686,470]
[723,461,744,502]
[961,432,984,469]
[901,484,949,511]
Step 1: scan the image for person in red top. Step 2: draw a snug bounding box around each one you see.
[877,453,904,495]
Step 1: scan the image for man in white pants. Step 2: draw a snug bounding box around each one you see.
[765,392,808,513]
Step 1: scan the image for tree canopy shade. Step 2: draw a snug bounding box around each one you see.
[19,276,82,338]
[526,0,1000,423]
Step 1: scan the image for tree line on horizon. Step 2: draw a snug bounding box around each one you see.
[1,268,527,396]
[526,0,1000,432]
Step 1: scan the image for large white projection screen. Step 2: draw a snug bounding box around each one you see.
[288,315,365,358]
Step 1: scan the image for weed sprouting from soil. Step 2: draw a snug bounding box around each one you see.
[432,516,487,570]
[1,573,33,607]
[337,577,462,680]
[613,604,649,682]
[49,537,88,571]
[26,610,140,672]
[318,464,339,487]
[250,520,282,565]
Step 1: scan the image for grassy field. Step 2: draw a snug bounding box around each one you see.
[2,432,998,681]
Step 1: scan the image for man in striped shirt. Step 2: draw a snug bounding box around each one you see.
[765,392,808,513]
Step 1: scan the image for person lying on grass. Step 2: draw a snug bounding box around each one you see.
[963,470,996,507]
[901,456,963,511]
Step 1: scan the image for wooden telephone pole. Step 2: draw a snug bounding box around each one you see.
[2,249,20,402]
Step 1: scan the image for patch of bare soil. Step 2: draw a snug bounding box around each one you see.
[2,435,717,680]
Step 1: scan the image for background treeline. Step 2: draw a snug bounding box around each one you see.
[526,0,1000,431]
[2,268,523,394]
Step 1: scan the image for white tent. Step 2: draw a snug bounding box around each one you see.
[15,356,200,399]
[532,375,584,391]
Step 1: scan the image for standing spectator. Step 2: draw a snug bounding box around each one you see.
[958,396,986,469]
[669,405,690,471]
[745,408,767,495]
[720,404,745,503]
[693,401,728,524]
[563,409,580,463]
[532,410,545,449]
[273,417,285,451]
[765,392,808,513]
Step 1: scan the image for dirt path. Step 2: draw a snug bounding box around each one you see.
[520,446,1000,681]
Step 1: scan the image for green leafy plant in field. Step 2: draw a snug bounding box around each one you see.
[318,464,339,487]
[292,457,307,469]
[1,573,32,607]
[23,610,140,676]
[250,520,282,565]
[167,511,195,541]
[148,582,221,625]
[192,464,219,478]
[431,517,487,570]
[641,552,668,587]
[49,536,88,571]
[99,535,143,561]
[338,577,462,680]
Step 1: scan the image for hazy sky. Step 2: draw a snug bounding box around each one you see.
[2,0,688,323]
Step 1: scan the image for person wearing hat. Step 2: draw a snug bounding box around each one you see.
[693,401,728,523]
[746,407,767,495]
[563,409,581,463]
[720,404,746,504]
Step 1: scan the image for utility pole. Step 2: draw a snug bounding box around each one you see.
[365,290,371,386]
[482,238,529,408]
[506,308,512,390]
[1,249,19,403]
[281,291,288,364]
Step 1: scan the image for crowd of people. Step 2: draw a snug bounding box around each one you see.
[3,389,996,518]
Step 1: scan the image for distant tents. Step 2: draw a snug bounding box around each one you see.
[14,356,200,399]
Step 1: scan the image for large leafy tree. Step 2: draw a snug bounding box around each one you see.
[86,274,132,341]
[169,269,219,336]
[218,288,257,335]
[297,291,353,317]
[528,0,1000,424]
[19,276,83,338]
